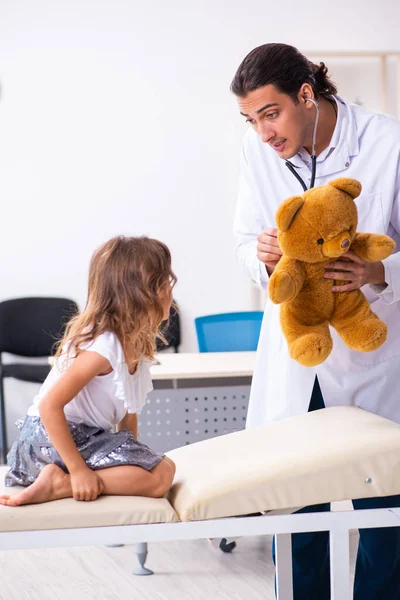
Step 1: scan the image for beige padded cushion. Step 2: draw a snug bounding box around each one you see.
[167,407,400,522]
[0,468,179,532]
[2,407,400,532]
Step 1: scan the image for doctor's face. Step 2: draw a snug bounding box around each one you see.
[237,84,314,160]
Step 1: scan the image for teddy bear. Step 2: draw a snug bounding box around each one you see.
[268,177,396,367]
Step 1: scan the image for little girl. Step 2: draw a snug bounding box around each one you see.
[0,235,176,506]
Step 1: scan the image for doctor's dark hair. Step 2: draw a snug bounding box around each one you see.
[231,43,337,102]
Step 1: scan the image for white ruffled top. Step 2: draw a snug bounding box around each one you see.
[27,332,154,431]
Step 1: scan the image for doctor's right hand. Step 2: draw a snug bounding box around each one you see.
[257,228,282,275]
[70,466,104,501]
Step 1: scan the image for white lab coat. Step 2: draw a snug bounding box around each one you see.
[234,96,400,426]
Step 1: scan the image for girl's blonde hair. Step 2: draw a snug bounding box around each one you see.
[56,235,177,368]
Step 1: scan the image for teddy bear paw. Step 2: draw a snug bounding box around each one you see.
[269,272,297,304]
[290,333,333,367]
[338,319,387,352]
[363,235,396,262]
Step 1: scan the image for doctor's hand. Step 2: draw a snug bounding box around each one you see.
[257,228,282,276]
[324,250,386,292]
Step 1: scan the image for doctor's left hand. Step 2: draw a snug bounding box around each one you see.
[324,250,386,292]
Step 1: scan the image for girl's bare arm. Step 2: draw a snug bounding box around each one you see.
[39,351,111,500]
[117,413,138,438]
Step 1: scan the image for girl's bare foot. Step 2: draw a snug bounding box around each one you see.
[0,464,72,506]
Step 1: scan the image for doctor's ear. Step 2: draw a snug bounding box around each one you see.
[298,83,314,105]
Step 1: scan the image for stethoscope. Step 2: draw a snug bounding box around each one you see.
[285,97,320,192]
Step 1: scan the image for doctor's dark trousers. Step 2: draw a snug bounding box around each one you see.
[273,377,400,600]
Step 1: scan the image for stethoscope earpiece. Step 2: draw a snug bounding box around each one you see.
[304,97,318,109]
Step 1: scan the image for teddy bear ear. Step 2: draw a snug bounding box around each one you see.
[328,178,362,199]
[276,196,305,232]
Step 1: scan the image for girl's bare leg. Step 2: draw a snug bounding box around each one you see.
[99,455,176,497]
[0,464,72,506]
[0,456,176,507]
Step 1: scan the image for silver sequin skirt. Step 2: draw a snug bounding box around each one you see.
[5,416,164,487]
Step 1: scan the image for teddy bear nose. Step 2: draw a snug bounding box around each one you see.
[341,239,350,249]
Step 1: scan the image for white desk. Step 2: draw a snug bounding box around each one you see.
[151,351,255,382]
[143,351,255,452]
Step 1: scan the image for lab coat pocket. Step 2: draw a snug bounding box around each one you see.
[354,192,384,234]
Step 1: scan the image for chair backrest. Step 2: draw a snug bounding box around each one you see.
[156,301,181,352]
[0,297,79,357]
[195,311,263,353]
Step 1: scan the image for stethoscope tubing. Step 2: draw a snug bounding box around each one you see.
[285,98,319,191]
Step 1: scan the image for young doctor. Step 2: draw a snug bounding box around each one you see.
[232,43,400,599]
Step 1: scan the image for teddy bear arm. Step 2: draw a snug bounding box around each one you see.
[268,257,305,304]
[350,232,396,262]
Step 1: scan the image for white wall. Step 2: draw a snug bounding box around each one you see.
[0,0,399,443]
